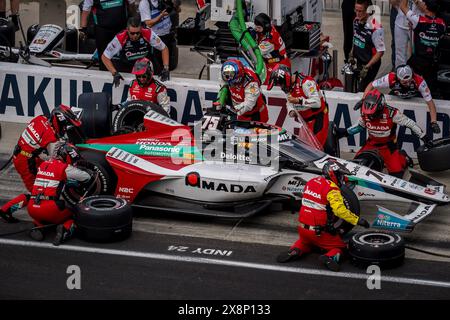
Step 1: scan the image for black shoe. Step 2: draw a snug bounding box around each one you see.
[0,209,20,223]
[53,224,74,246]
[276,248,302,263]
[319,255,340,272]
[29,228,44,241]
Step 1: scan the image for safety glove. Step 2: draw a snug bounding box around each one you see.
[113,72,124,88]
[357,217,370,228]
[431,121,441,134]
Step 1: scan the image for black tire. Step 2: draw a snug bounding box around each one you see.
[417,138,450,172]
[75,195,133,243]
[112,100,169,134]
[352,150,384,172]
[62,150,117,206]
[348,231,405,269]
[77,92,112,138]
[323,121,340,157]
[331,185,360,235]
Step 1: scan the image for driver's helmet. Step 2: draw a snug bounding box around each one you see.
[396,64,413,83]
[221,58,245,85]
[267,64,292,93]
[322,159,349,187]
[254,13,272,33]
[361,89,386,120]
[50,104,82,138]
[54,142,81,165]
[132,57,154,87]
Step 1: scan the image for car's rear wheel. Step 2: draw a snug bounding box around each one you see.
[77,92,112,138]
[331,185,360,235]
[323,121,340,157]
[75,195,133,243]
[352,150,384,172]
[417,138,450,172]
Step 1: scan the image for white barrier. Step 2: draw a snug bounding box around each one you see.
[1,62,450,156]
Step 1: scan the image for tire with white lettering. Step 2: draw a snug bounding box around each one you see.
[112,100,169,134]
[62,150,117,206]
[323,121,340,157]
[417,138,450,172]
[77,92,112,138]
[352,150,384,172]
[331,185,360,235]
[348,231,405,269]
[75,195,133,242]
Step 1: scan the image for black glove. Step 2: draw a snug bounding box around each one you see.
[79,27,88,41]
[335,127,349,139]
[357,218,370,229]
[421,135,433,148]
[431,121,441,134]
[113,72,124,88]
[354,99,364,111]
[359,65,369,80]
[160,65,170,82]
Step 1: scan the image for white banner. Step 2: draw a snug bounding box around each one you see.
[1,62,450,156]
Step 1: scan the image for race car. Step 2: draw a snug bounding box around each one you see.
[67,93,450,235]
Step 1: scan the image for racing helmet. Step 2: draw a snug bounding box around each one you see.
[322,159,350,187]
[50,104,82,137]
[361,89,386,119]
[396,65,413,83]
[132,57,154,87]
[54,142,81,165]
[267,64,292,93]
[221,59,245,85]
[423,0,439,12]
[254,13,272,33]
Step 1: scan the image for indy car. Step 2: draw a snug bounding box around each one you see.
[64,92,450,237]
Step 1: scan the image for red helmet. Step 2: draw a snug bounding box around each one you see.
[267,64,292,92]
[221,58,245,85]
[132,57,154,87]
[362,89,386,119]
[50,104,82,137]
[54,142,81,165]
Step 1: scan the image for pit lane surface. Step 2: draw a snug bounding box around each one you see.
[1,155,450,299]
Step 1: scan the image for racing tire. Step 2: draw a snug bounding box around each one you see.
[112,100,169,134]
[62,150,117,206]
[352,150,384,172]
[332,185,360,235]
[323,121,340,157]
[348,231,405,269]
[75,195,133,243]
[77,92,112,138]
[417,138,450,172]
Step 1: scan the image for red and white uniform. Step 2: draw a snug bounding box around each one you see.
[228,67,268,123]
[27,159,90,230]
[257,25,291,85]
[350,106,424,175]
[287,74,329,146]
[128,79,171,113]
[371,72,432,101]
[103,28,166,63]
[13,115,59,191]
[290,176,359,258]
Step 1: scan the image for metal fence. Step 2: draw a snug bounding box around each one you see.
[323,0,392,15]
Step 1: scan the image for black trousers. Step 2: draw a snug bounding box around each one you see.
[150,32,177,74]
[342,0,356,61]
[408,55,439,97]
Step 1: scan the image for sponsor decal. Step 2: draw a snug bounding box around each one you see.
[118,187,134,194]
[287,176,306,188]
[424,188,436,195]
[358,192,375,197]
[185,172,256,193]
[304,188,321,199]
[145,110,180,126]
[220,152,250,162]
[38,170,55,177]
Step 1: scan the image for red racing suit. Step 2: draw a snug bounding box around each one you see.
[27,159,90,230]
[228,67,268,123]
[13,115,59,191]
[290,176,360,258]
[128,79,171,113]
[371,72,432,101]
[287,73,329,146]
[348,105,425,176]
[257,25,291,85]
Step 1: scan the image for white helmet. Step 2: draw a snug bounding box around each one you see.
[396,65,413,81]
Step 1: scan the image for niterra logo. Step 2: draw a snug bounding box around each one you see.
[185,172,256,193]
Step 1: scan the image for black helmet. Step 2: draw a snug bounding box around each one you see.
[254,13,272,33]
[423,0,439,13]
[267,64,292,93]
[54,142,81,165]
[50,104,82,137]
[322,159,351,187]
